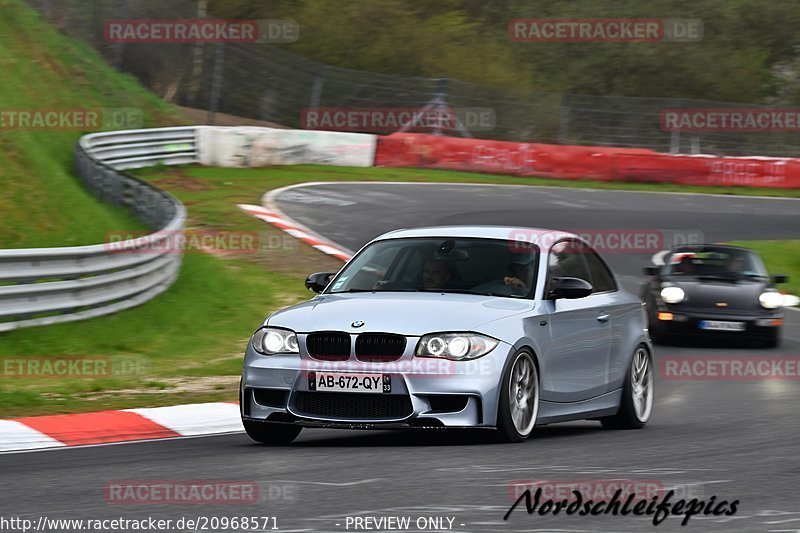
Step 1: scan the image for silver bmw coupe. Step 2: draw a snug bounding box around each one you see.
[240,226,654,444]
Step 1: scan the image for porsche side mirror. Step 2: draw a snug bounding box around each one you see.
[773,274,789,284]
[305,272,336,293]
[549,277,593,300]
[643,265,660,276]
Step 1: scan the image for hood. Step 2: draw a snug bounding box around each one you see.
[666,277,771,312]
[266,292,536,336]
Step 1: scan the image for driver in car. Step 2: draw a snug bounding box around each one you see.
[725,254,747,275]
[422,259,455,290]
[504,256,534,293]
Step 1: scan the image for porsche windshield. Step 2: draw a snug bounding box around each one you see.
[328,238,538,298]
[664,248,769,280]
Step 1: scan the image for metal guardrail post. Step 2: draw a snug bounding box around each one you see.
[558,93,570,144]
[207,43,226,125]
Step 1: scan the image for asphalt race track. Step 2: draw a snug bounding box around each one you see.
[2,183,800,533]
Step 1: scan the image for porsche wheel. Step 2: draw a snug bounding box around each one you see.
[763,328,781,348]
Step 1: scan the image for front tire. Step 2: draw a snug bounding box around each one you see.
[648,323,666,345]
[243,420,302,445]
[645,295,667,345]
[496,350,539,443]
[601,345,654,430]
[763,328,781,348]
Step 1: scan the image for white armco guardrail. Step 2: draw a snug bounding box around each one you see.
[0,128,194,332]
[0,126,377,332]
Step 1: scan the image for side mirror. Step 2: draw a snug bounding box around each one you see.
[549,277,593,300]
[773,274,789,284]
[305,272,336,294]
[643,265,660,276]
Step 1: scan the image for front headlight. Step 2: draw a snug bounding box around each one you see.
[660,286,685,304]
[759,291,783,309]
[416,333,498,360]
[251,327,299,355]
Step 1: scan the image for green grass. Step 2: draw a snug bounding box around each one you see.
[0,0,186,248]
[729,240,800,296]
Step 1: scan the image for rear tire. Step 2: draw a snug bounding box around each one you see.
[243,420,301,445]
[496,350,539,443]
[601,345,653,430]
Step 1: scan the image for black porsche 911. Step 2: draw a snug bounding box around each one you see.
[642,244,788,347]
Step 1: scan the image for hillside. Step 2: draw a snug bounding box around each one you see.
[0,0,186,248]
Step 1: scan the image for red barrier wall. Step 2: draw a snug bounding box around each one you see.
[374,133,800,188]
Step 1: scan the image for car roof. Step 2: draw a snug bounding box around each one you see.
[669,244,755,254]
[372,225,576,248]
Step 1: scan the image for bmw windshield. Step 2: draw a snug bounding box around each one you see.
[327,237,539,298]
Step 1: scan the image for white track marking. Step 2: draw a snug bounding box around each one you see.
[0,421,65,451]
[126,402,242,436]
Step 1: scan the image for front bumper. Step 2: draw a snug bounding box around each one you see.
[241,339,513,429]
[653,307,782,338]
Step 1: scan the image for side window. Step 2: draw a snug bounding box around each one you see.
[581,245,618,293]
[547,239,591,293]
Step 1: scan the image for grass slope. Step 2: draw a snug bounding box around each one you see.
[0,0,185,248]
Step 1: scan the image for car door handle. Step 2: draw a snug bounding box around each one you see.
[596,313,610,323]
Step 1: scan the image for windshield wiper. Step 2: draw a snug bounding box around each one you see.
[734,272,768,280]
[333,289,374,293]
[420,288,501,297]
[694,274,735,281]
[336,288,420,293]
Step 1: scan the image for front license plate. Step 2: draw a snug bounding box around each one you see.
[308,372,391,394]
[699,320,746,332]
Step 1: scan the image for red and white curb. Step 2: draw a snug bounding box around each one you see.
[237,204,352,262]
[0,402,242,453]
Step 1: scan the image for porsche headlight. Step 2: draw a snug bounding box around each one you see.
[660,286,685,304]
[251,327,299,355]
[416,333,498,360]
[759,291,783,309]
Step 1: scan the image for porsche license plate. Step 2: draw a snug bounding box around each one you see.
[699,320,745,332]
[308,372,391,393]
